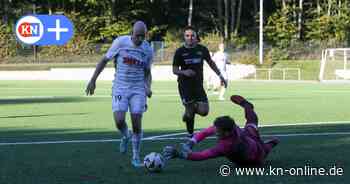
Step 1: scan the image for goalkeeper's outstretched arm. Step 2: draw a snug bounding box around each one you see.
[190,126,217,144]
[187,145,225,161]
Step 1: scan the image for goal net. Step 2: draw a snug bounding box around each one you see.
[319,48,350,82]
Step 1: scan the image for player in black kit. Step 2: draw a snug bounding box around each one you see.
[173,26,227,137]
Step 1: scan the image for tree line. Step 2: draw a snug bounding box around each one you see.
[1,0,350,60]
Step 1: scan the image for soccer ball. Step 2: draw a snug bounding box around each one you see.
[143,152,165,172]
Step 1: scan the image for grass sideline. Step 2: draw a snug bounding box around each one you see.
[0,80,349,183]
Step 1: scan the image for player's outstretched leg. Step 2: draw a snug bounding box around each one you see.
[230,95,253,109]
[230,95,257,125]
[263,138,280,156]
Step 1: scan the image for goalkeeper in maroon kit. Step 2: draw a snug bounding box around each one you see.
[163,95,279,166]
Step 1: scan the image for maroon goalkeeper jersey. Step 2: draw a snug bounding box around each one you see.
[188,125,266,166]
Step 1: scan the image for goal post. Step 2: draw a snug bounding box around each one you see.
[319,48,350,82]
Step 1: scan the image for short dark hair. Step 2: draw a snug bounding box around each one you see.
[183,26,200,42]
[184,25,196,33]
[213,116,236,132]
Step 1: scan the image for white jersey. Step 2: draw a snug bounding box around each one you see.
[212,51,229,73]
[105,35,153,94]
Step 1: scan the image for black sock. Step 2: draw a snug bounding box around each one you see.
[185,116,195,135]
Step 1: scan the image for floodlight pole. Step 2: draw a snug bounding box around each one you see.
[188,0,193,26]
[259,0,264,64]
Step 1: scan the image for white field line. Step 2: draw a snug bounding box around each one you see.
[0,94,183,99]
[0,139,118,146]
[144,120,350,140]
[1,119,344,144]
[2,88,350,99]
[1,131,350,146]
[262,131,350,137]
[0,93,222,100]
[143,132,190,140]
[145,131,350,141]
[260,120,350,127]
[3,88,179,93]
[5,87,350,92]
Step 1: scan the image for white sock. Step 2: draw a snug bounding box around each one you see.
[132,132,143,160]
[219,87,226,99]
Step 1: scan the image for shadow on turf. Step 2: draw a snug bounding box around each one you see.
[0,112,89,119]
[0,128,189,143]
[1,123,350,144]
[1,125,350,171]
[0,96,105,105]
[1,125,349,184]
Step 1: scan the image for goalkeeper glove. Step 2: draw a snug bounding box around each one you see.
[182,139,195,150]
[162,144,192,160]
[179,143,192,159]
[162,145,179,160]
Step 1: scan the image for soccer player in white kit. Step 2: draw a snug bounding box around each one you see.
[85,21,153,168]
[205,52,217,91]
[212,43,229,100]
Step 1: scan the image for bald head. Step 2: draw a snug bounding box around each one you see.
[133,21,147,33]
[131,21,147,46]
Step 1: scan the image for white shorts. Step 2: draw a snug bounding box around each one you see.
[112,91,146,114]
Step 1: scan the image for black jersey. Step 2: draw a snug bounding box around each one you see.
[173,44,211,85]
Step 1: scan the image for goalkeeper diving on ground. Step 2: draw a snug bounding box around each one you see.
[163,95,280,166]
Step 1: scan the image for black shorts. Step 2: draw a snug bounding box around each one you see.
[178,82,208,105]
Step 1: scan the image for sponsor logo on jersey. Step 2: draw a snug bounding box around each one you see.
[123,57,145,67]
[184,58,201,65]
[196,51,203,56]
[182,52,190,57]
